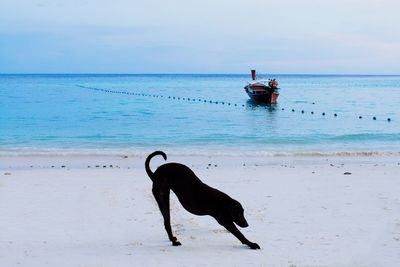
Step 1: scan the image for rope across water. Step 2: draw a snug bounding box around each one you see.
[76,85,393,122]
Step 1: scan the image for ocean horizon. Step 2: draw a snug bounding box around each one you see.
[1,73,399,156]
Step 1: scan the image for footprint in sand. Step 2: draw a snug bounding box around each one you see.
[187,218,199,227]
[125,242,143,246]
[212,229,229,234]
[102,189,117,207]
[173,223,185,234]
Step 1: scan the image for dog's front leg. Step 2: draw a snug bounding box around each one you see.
[216,219,260,249]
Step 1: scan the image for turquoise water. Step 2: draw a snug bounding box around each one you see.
[1,74,399,155]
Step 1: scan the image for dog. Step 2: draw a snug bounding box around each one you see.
[145,151,260,249]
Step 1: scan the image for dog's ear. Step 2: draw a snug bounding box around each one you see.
[229,199,240,210]
[229,199,249,228]
[228,199,243,218]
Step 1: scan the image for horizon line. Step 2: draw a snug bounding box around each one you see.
[1,72,400,76]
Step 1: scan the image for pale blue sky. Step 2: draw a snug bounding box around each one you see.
[1,0,399,74]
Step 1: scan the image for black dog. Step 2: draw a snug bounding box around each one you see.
[145,151,260,249]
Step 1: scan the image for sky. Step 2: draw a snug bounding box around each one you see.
[1,0,400,74]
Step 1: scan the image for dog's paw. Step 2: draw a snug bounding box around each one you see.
[248,242,260,249]
[172,240,182,246]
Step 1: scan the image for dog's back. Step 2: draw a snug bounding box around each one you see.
[146,151,204,191]
[156,163,203,188]
[146,152,223,215]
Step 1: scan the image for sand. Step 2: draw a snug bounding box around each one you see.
[1,154,400,267]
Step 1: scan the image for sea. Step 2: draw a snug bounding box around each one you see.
[1,74,399,156]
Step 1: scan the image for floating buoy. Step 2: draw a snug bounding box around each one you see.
[334,113,337,117]
[387,118,391,122]
[373,116,376,120]
[359,116,362,119]
[301,110,304,113]
[311,111,314,114]
[292,109,295,112]
[322,112,325,116]
[281,108,285,110]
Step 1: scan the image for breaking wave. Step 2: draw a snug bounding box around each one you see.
[1,147,399,158]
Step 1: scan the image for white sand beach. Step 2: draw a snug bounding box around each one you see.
[1,154,400,267]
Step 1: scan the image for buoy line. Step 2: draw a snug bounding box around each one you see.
[76,85,393,122]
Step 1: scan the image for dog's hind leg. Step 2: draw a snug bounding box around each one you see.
[152,184,182,246]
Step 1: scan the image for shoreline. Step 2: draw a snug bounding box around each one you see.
[2,150,400,171]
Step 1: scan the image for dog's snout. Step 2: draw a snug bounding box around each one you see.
[236,218,249,228]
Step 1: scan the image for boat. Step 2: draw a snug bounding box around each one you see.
[244,70,279,104]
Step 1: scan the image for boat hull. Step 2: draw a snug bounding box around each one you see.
[244,85,279,104]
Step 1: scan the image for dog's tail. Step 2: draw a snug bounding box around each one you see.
[145,151,167,181]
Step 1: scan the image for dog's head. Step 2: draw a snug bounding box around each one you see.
[229,199,249,228]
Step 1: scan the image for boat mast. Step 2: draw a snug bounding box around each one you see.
[251,69,256,80]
